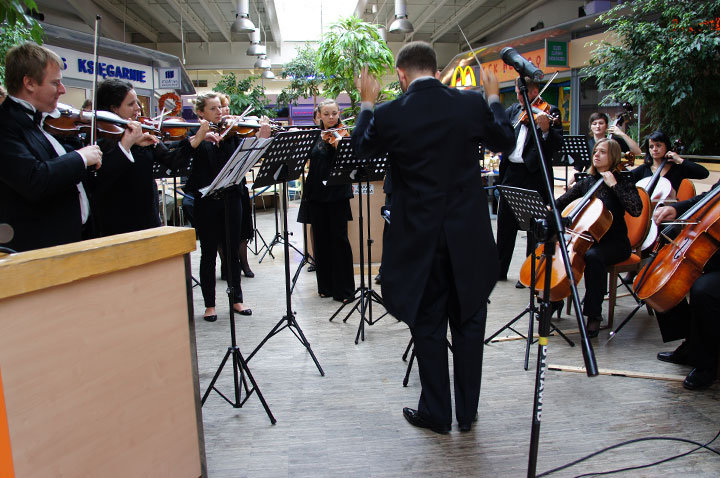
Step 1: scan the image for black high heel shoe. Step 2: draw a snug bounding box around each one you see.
[586,316,602,338]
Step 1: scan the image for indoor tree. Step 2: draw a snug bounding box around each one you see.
[0,0,44,84]
[316,16,394,120]
[213,72,276,118]
[584,0,720,153]
[276,42,324,110]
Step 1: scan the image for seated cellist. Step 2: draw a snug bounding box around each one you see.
[652,179,720,390]
[554,138,642,337]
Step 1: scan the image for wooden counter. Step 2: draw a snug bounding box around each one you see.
[0,227,205,477]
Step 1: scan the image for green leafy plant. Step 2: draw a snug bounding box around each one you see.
[316,16,394,120]
[213,72,276,118]
[583,0,720,153]
[276,42,324,109]
[0,0,44,84]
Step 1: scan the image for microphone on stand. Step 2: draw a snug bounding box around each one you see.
[501,47,544,81]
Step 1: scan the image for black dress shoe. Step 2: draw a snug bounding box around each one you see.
[203,314,217,322]
[235,308,252,316]
[657,341,691,365]
[458,412,479,432]
[550,300,564,317]
[515,280,526,289]
[375,273,381,285]
[402,407,450,434]
[683,368,716,390]
[243,268,255,278]
[308,264,317,272]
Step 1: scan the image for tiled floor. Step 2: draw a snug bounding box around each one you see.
[192,198,720,477]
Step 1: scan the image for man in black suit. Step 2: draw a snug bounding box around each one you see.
[496,78,563,284]
[352,42,514,433]
[0,43,102,252]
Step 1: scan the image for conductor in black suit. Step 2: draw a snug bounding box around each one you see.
[0,43,103,252]
[352,42,515,434]
[496,77,563,284]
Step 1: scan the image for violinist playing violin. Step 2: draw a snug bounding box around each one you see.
[555,138,642,337]
[0,43,103,252]
[630,130,708,195]
[496,76,563,287]
[90,78,202,237]
[652,179,720,390]
[301,98,355,302]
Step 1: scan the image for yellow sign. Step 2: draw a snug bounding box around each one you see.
[451,65,476,89]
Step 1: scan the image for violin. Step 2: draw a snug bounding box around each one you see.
[518,174,614,300]
[514,97,561,129]
[609,102,634,140]
[43,103,158,141]
[321,121,349,148]
[634,182,720,312]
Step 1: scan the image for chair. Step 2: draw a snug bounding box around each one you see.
[605,187,652,329]
[677,178,696,202]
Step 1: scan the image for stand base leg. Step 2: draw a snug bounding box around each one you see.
[248,314,325,376]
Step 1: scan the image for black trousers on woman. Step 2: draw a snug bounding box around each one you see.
[194,193,243,308]
[309,199,355,300]
[582,240,630,318]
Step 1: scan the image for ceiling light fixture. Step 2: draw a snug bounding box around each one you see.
[231,0,255,34]
[389,0,413,33]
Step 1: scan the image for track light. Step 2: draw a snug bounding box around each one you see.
[262,69,275,79]
[231,0,255,34]
[388,0,413,33]
[247,28,266,55]
[254,55,271,69]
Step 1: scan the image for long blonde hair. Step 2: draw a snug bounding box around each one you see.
[588,138,621,175]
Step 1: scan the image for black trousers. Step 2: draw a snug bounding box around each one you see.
[496,196,534,279]
[413,233,487,427]
[195,195,243,308]
[582,240,630,318]
[309,200,355,300]
[688,269,720,371]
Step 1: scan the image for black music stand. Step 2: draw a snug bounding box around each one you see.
[326,138,389,344]
[290,169,316,295]
[485,186,574,368]
[247,167,271,258]
[198,136,275,423]
[560,135,591,188]
[259,183,304,263]
[246,130,324,376]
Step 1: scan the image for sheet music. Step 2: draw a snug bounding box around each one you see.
[200,136,273,197]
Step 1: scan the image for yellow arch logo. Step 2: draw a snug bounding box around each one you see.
[451,65,476,89]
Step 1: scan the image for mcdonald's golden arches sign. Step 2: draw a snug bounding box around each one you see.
[451,65,476,89]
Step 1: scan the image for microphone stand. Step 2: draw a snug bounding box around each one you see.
[513,76,598,478]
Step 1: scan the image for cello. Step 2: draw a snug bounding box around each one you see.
[518,174,614,301]
[633,182,720,312]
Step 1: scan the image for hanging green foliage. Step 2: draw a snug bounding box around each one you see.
[213,72,276,118]
[584,0,720,153]
[276,42,324,109]
[0,0,44,85]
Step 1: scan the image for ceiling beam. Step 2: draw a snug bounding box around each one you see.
[165,0,210,43]
[91,0,159,43]
[467,0,549,44]
[196,0,232,43]
[133,0,183,42]
[264,0,282,47]
[62,0,124,41]
[404,0,451,43]
[429,0,493,44]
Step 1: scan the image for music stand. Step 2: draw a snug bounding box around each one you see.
[247,167,271,258]
[560,135,591,188]
[290,169,316,295]
[246,130,325,376]
[326,138,389,344]
[198,136,275,424]
[485,186,574,368]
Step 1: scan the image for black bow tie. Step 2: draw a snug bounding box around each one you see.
[14,100,44,125]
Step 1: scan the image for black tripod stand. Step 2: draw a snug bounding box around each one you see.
[485,186,575,371]
[259,184,304,263]
[246,130,324,376]
[290,171,316,295]
[198,137,276,423]
[326,139,388,344]
[247,167,271,258]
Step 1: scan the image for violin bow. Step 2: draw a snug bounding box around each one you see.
[90,15,101,147]
[457,24,485,73]
[512,71,559,128]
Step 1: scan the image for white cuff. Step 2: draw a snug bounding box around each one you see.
[360,101,374,111]
[118,142,135,163]
[76,149,89,167]
[487,94,500,105]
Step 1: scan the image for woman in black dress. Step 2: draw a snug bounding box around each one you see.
[92,79,198,236]
[555,138,643,337]
[185,92,255,322]
[302,99,355,301]
[630,130,708,195]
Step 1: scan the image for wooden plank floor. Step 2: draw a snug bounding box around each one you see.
[191,200,720,477]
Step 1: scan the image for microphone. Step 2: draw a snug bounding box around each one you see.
[501,47,544,81]
[0,223,14,244]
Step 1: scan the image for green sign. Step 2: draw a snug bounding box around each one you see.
[545,40,568,67]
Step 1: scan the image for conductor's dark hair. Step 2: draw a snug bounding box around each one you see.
[96,79,134,112]
[643,130,672,166]
[396,41,437,74]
